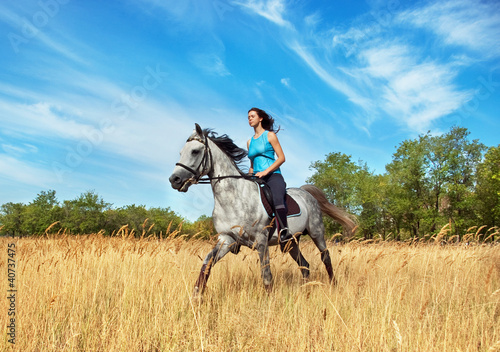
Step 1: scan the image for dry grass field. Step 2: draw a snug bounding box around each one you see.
[1,228,499,351]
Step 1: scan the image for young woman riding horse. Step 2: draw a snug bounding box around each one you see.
[169,119,357,297]
[247,107,292,246]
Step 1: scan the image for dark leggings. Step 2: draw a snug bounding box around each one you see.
[263,173,287,208]
[263,173,288,230]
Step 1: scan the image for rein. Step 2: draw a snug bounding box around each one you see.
[197,174,256,184]
[175,135,256,186]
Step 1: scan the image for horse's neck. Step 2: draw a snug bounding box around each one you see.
[205,139,243,179]
[208,141,253,204]
[208,143,239,179]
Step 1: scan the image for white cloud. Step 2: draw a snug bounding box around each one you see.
[0,3,89,64]
[398,0,500,58]
[190,53,231,76]
[133,0,219,27]
[290,41,375,112]
[304,12,322,28]
[280,77,290,87]
[355,43,470,130]
[0,72,196,173]
[259,0,494,133]
[0,154,53,188]
[360,45,415,79]
[1,143,38,157]
[233,0,293,28]
[0,101,90,141]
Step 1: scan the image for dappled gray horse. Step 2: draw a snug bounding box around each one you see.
[169,124,357,297]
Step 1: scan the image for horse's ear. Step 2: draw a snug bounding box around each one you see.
[195,123,203,137]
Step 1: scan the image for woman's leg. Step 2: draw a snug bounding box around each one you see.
[265,173,291,244]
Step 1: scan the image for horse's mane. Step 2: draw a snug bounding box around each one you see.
[203,128,248,175]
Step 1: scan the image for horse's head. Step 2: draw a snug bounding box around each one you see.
[169,123,211,192]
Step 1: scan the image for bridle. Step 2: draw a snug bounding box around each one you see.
[175,135,254,187]
[175,135,214,187]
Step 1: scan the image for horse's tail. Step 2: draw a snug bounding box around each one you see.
[300,184,358,237]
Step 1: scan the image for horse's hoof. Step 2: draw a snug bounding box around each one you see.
[192,295,203,305]
[192,286,204,305]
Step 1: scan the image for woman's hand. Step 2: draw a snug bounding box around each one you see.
[255,170,269,178]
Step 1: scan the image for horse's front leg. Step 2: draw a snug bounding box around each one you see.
[256,236,273,293]
[193,235,237,299]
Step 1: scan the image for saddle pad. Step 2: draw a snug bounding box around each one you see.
[258,184,301,218]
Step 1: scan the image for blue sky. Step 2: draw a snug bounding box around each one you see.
[1,0,499,221]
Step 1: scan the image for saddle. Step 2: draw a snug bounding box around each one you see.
[258,184,301,218]
[255,180,301,240]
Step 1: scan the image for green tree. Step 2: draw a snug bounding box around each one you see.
[476,145,500,231]
[192,215,216,239]
[102,205,186,236]
[114,204,149,233]
[307,152,381,238]
[381,173,406,240]
[307,152,361,235]
[385,135,431,237]
[0,202,26,236]
[356,172,386,239]
[147,207,185,235]
[61,190,111,234]
[308,152,360,211]
[21,190,60,235]
[436,127,486,235]
[425,132,450,232]
[385,127,486,238]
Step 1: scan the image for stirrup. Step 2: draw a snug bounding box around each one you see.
[279,228,292,243]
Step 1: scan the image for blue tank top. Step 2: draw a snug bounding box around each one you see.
[248,130,281,174]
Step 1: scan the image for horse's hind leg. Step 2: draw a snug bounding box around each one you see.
[194,235,237,298]
[320,246,335,285]
[309,228,336,285]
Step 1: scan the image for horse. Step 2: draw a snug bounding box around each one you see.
[169,124,357,297]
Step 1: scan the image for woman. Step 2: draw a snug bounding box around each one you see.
[247,107,291,246]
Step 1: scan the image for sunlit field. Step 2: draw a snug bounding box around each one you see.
[1,228,499,351]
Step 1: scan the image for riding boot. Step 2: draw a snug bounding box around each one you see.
[276,206,291,244]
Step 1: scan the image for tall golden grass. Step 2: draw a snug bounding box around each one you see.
[1,226,499,351]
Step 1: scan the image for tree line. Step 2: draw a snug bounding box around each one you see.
[0,190,215,238]
[1,126,498,241]
[308,126,499,240]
